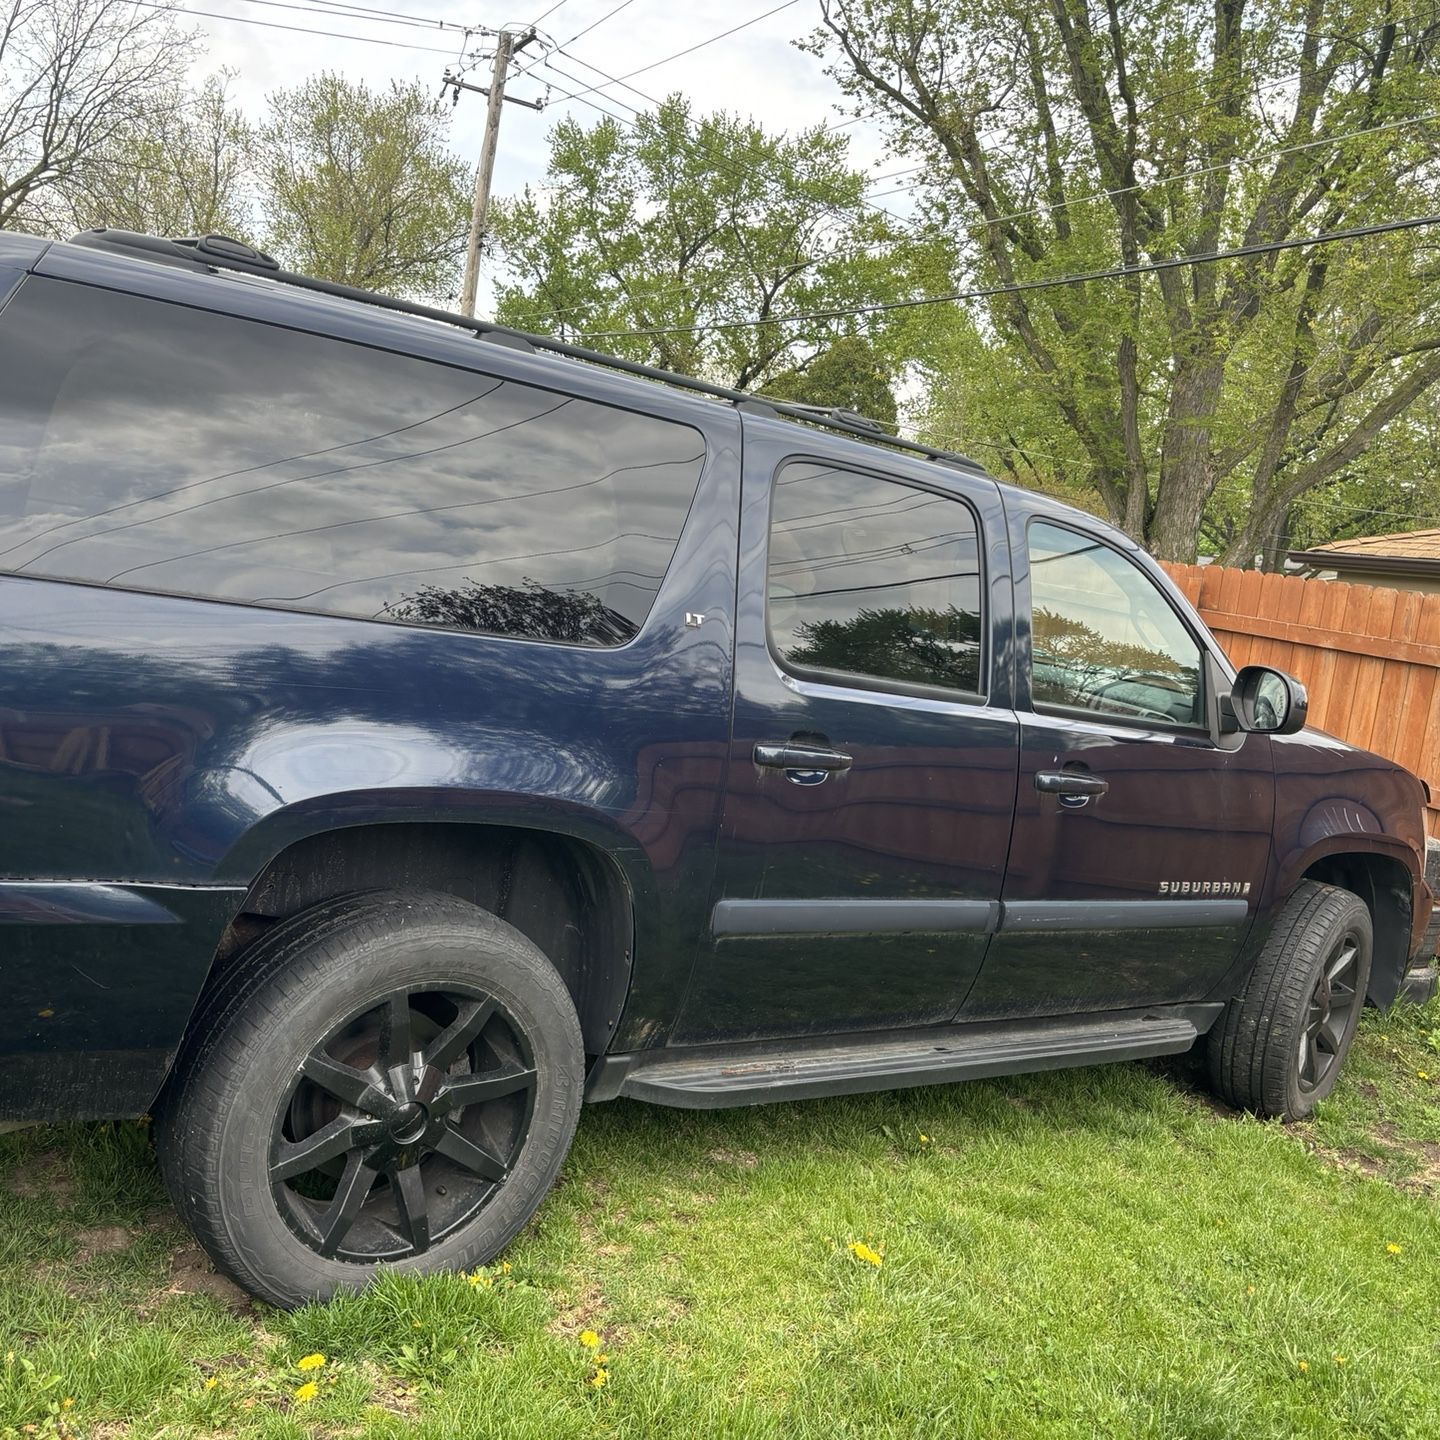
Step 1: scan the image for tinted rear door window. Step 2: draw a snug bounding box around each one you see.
[767,461,984,695]
[0,278,706,645]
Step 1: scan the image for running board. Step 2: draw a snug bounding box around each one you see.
[590,1008,1216,1110]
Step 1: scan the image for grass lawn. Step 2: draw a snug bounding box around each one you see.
[2,998,1438,1440]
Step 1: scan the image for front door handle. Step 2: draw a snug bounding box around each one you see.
[1034,770,1109,797]
[754,742,853,775]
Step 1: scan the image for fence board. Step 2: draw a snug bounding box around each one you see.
[1163,563,1440,838]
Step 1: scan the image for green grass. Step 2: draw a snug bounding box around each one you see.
[3,1000,1438,1439]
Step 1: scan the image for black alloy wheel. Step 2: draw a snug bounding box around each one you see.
[1208,879,1373,1120]
[156,891,584,1308]
[272,986,538,1263]
[1295,931,1362,1097]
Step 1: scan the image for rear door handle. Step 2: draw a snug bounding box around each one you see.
[754,742,853,773]
[1034,770,1109,797]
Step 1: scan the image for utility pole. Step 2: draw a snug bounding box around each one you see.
[456,26,539,317]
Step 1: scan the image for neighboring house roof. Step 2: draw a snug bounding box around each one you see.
[1289,528,1440,578]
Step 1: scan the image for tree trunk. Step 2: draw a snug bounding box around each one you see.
[1146,359,1227,560]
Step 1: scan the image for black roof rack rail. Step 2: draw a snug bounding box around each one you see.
[65,228,982,473]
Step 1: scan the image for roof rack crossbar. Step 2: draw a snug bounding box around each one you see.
[65,229,981,472]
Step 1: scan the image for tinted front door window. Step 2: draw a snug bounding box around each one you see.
[1029,522,1202,726]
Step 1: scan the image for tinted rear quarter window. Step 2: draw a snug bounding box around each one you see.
[0,278,706,646]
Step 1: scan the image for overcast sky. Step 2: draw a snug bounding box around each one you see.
[183,0,916,225]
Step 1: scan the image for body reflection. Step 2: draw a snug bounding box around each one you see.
[381,578,637,646]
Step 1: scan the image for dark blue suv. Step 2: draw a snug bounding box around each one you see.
[0,229,1431,1307]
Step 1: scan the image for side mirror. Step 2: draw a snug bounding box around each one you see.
[1229,665,1308,735]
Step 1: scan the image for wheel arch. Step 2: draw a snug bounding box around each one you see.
[201,818,636,1057]
[1297,844,1416,1007]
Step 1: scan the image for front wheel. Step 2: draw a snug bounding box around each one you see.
[1208,880,1372,1121]
[155,891,583,1308]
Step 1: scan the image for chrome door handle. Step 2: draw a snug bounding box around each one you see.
[754,742,853,773]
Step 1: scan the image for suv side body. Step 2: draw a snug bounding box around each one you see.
[0,228,1430,1130]
[0,233,741,1119]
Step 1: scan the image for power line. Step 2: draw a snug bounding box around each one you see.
[562,0,641,47]
[130,0,471,53]
[229,0,465,29]
[542,0,802,104]
[303,0,454,21]
[516,0,641,74]
[583,212,1440,339]
[529,0,575,23]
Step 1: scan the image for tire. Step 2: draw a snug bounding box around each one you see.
[1207,880,1372,1121]
[154,890,583,1309]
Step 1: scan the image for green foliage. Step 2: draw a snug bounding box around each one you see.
[2,1008,1439,1437]
[760,336,900,425]
[258,73,471,301]
[56,74,253,241]
[810,0,1440,563]
[492,96,939,390]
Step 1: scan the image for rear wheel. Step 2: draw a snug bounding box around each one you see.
[1208,880,1371,1120]
[155,891,583,1308]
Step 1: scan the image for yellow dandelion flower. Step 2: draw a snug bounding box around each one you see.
[1386,1243,1403,1255]
[919,1133,931,1144]
[1419,1070,1431,1081]
[590,1367,608,1389]
[204,1377,219,1390]
[848,1241,883,1267]
[293,1381,319,1403]
[500,1260,512,1273]
[579,1330,601,1349]
[1245,1285,1256,1296]
[1334,1355,1347,1366]
[60,1398,74,1411]
[296,1353,326,1372]
[1297,1361,1309,1373]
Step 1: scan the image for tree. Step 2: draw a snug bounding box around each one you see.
[258,74,471,300]
[810,0,1440,564]
[790,605,981,688]
[55,74,252,240]
[492,96,939,390]
[382,579,634,645]
[761,335,900,425]
[1,0,194,233]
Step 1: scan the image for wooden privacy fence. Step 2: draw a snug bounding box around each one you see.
[1163,563,1440,838]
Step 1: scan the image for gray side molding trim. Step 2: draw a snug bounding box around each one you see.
[713,898,1001,938]
[1001,899,1249,932]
